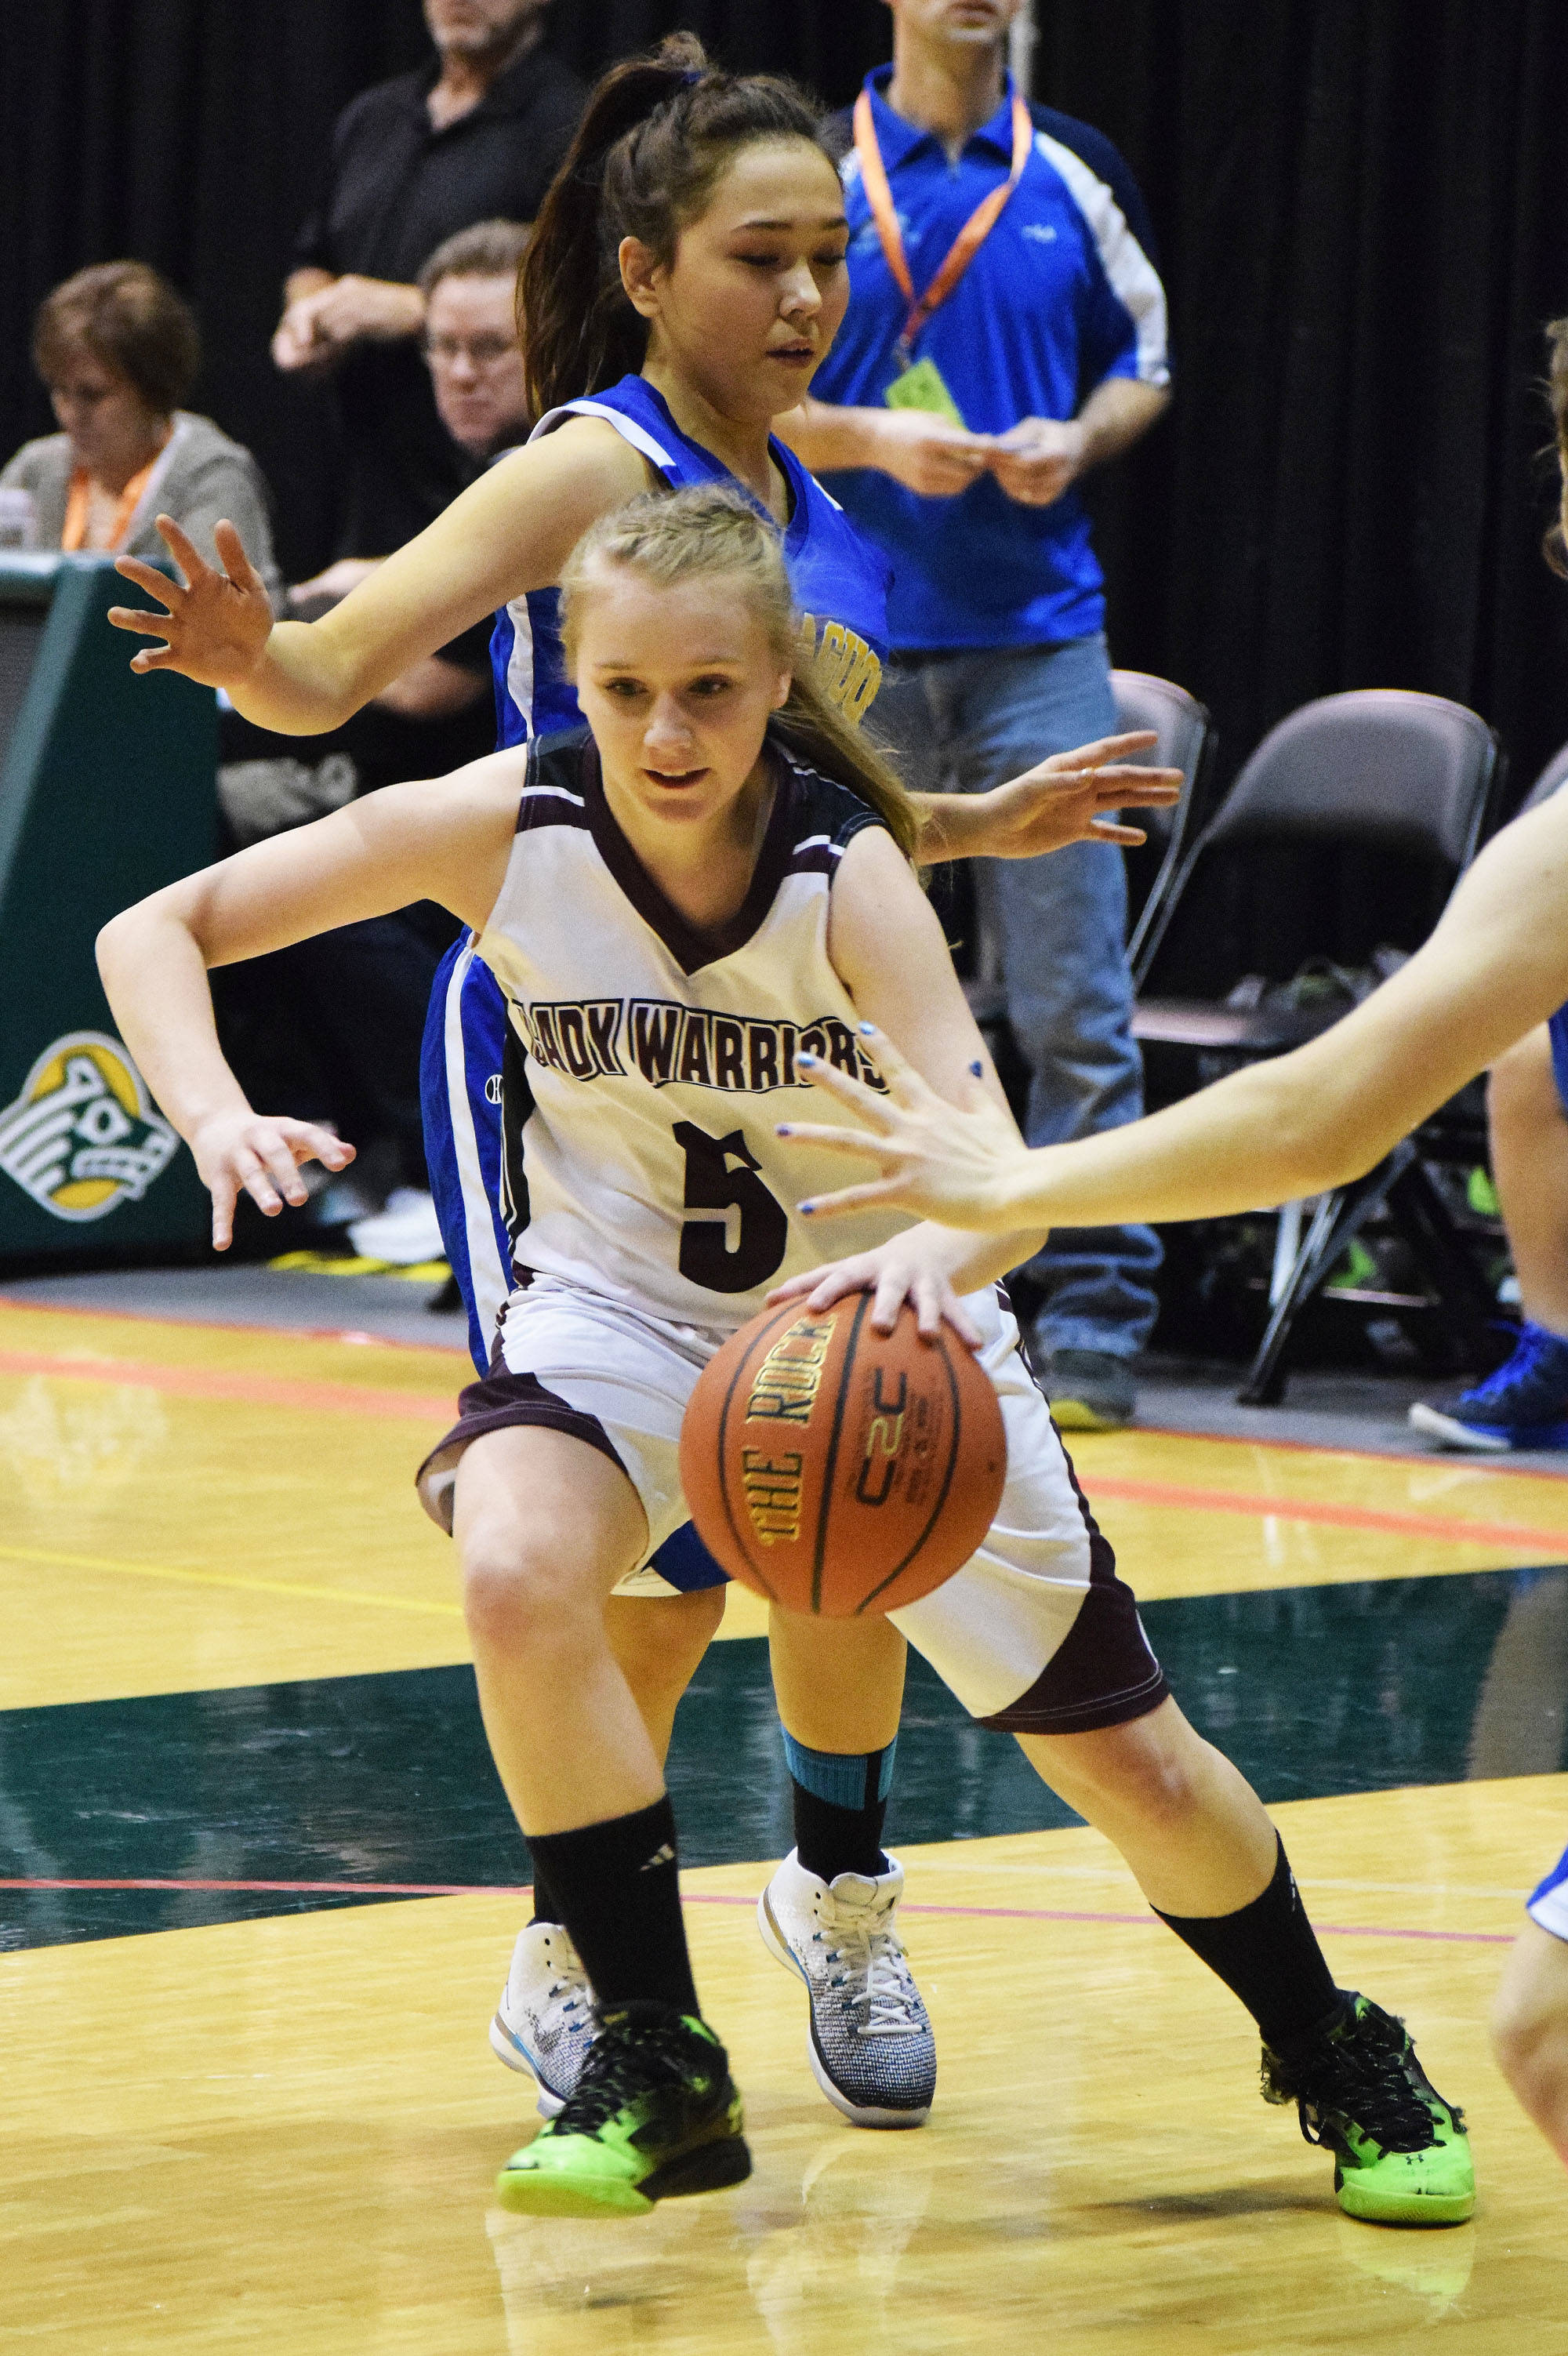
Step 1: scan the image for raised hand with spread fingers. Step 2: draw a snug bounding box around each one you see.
[776,1028,1033,1229]
[108,514,276,688]
[943,729,1181,861]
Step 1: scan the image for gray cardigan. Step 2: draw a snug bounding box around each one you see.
[1,410,282,609]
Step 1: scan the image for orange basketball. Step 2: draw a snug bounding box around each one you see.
[680,1297,1007,1617]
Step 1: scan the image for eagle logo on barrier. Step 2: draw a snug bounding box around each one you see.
[0,1032,180,1222]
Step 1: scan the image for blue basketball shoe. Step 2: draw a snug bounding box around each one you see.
[1409,1320,1568,1451]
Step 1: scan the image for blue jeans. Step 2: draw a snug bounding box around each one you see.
[872,633,1161,1359]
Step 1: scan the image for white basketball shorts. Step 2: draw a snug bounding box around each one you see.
[416,1273,1167,1735]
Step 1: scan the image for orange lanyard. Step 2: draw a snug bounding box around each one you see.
[61,455,158,554]
[852,85,1034,361]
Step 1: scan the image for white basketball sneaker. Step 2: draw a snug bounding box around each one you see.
[347,1186,446,1267]
[488,1921,596,2117]
[757,1850,935,2127]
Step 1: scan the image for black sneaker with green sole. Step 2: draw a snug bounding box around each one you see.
[495,2001,751,2220]
[1261,1994,1475,2225]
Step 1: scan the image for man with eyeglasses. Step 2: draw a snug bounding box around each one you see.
[289,222,536,651]
[419,220,535,472]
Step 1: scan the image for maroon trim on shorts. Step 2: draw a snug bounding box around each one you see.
[978,1285,1168,1735]
[978,1545,1170,1734]
[415,1367,625,1536]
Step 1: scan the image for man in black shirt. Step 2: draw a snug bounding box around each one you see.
[274,0,583,556]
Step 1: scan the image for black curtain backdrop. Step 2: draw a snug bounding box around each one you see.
[5,2,1568,791]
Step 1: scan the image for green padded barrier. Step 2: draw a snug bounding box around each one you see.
[0,554,216,1259]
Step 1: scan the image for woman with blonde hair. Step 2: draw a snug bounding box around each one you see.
[99,485,1470,2223]
[103,34,1175,2146]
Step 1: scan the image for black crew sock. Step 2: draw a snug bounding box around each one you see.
[528,1853,562,1929]
[785,1735,895,1883]
[1154,1836,1346,2057]
[527,1795,699,2017]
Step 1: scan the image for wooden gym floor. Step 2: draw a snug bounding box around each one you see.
[2,1288,1567,2351]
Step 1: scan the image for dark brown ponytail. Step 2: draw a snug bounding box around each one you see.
[520,33,836,423]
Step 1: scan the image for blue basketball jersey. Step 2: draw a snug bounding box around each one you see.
[487,374,892,749]
[429,380,895,1591]
[430,370,892,1390]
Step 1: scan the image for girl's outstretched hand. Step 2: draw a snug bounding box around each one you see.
[191,1109,355,1252]
[776,1032,1030,1231]
[109,516,274,688]
[765,1230,984,1345]
[963,730,1181,858]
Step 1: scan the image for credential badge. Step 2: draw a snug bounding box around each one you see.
[0,1032,180,1222]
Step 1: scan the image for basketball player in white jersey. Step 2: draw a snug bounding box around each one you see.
[98,485,1470,2225]
[104,34,1178,2138]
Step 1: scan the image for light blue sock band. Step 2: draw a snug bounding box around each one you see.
[782,1733,897,1810]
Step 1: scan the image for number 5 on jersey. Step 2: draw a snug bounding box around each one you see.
[673,1121,789,1294]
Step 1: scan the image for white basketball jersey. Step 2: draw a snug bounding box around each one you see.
[476,726,911,1329]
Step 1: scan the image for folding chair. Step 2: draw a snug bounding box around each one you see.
[1131,688,1504,1403]
[1111,670,1218,986]
[962,668,1216,1029]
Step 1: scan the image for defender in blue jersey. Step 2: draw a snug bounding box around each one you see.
[427,368,894,1380]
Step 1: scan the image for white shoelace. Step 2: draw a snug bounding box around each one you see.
[823,1902,924,2035]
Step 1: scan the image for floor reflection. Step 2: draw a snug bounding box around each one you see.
[3,1566,1566,1949]
[484,2134,938,2355]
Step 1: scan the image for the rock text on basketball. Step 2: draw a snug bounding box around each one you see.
[746,1317,836,1427]
[740,1447,805,1546]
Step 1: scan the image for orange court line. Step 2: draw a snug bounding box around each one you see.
[0,1291,470,1360]
[1088,1472,1568,1556]
[0,1346,455,1425]
[5,1343,1568,1556]
[0,1879,1513,1946]
[0,1875,1515,1951]
[1131,1415,1568,1477]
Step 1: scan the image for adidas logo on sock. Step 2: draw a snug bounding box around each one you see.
[641,1842,677,1871]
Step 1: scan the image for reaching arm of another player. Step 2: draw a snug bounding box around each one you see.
[765,826,1044,1339]
[778,791,1568,1231]
[106,420,646,730]
[95,757,523,1247]
[910,731,1180,861]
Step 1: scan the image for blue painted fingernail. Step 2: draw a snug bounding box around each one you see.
[776,1124,792,1136]
[969,1058,983,1075]
[858,1022,875,1036]
[800,1201,816,1215]
[798,1051,817,1066]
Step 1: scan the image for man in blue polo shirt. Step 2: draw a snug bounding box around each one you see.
[782,0,1171,1429]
